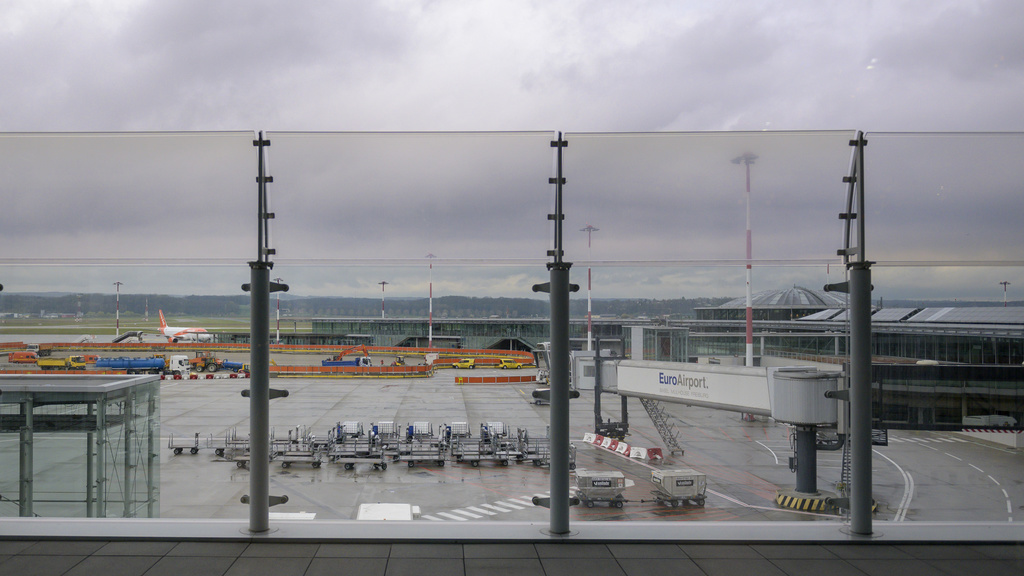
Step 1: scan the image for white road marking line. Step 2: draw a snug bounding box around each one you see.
[450,508,483,519]
[496,500,525,510]
[508,498,534,506]
[945,453,963,461]
[875,449,914,522]
[421,515,444,521]
[989,475,1001,486]
[437,512,468,521]
[466,506,496,516]
[969,463,984,473]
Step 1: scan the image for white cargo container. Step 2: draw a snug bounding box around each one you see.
[650,468,706,506]
[575,470,627,508]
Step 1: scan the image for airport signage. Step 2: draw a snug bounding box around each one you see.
[616,361,771,415]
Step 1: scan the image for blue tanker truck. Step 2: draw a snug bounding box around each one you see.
[95,355,190,376]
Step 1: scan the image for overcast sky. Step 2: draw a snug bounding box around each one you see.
[1,1,1021,303]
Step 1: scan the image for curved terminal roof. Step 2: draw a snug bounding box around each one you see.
[717,286,847,309]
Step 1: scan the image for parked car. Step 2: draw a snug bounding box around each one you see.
[452,358,476,369]
[497,358,523,369]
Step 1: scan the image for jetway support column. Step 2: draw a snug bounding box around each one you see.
[794,426,818,494]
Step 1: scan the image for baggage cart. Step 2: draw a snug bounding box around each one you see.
[516,428,576,469]
[575,470,628,508]
[168,432,202,455]
[277,426,325,469]
[648,468,707,507]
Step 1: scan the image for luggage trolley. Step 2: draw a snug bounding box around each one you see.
[168,432,202,455]
[398,422,448,467]
[277,425,326,469]
[329,421,387,470]
[517,427,577,469]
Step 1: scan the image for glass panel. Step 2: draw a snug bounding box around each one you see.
[1,130,1020,530]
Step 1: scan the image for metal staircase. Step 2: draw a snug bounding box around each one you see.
[639,398,684,456]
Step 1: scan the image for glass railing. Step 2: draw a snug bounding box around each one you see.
[0,131,1019,533]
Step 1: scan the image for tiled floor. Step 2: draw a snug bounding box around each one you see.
[0,540,1020,576]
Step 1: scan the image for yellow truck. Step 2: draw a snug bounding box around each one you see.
[37,355,88,371]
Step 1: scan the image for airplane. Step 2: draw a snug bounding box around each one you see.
[159,310,213,342]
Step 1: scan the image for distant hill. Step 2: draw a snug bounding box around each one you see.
[0,293,731,320]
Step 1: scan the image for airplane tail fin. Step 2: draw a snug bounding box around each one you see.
[158,310,167,331]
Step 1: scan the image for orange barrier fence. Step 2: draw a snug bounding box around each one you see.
[270,364,433,377]
[453,375,539,385]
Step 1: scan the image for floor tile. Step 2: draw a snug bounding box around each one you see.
[95,541,177,556]
[693,558,787,576]
[925,558,1023,576]
[63,555,159,576]
[969,544,1024,561]
[540,558,626,576]
[316,543,391,557]
[0,554,86,576]
[224,557,311,576]
[822,545,914,560]
[167,542,249,557]
[385,558,465,576]
[389,543,462,558]
[241,543,319,558]
[465,558,544,576]
[607,544,688,558]
[768,558,868,576]
[895,544,989,560]
[617,557,704,576]
[535,543,613,558]
[752,544,837,559]
[143,555,236,576]
[305,557,387,576]
[21,541,107,556]
[679,544,762,559]
[463,543,538,558]
[844,558,946,576]
[0,541,36,555]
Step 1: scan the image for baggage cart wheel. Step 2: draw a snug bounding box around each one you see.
[381,462,387,470]
[501,460,509,466]
[373,464,380,470]
[471,461,479,467]
[569,463,576,470]
[437,460,445,467]
[215,449,224,457]
[344,463,354,470]
[190,447,199,455]
[586,500,594,508]
[236,461,245,469]
[313,461,321,468]
[173,448,183,455]
[408,461,415,467]
[615,500,624,509]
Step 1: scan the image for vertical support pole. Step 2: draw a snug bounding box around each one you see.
[96,398,107,518]
[546,133,573,535]
[548,261,571,535]
[123,392,134,517]
[86,402,95,517]
[249,261,271,533]
[147,389,158,518]
[594,339,602,431]
[849,261,872,535]
[248,131,274,534]
[19,398,33,517]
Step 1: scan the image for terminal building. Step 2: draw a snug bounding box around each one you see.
[235,287,1024,367]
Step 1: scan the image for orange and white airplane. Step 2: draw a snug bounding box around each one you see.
[158,310,213,342]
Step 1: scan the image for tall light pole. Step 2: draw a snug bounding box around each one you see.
[113,281,123,337]
[1000,281,1011,307]
[426,254,436,348]
[273,277,283,343]
[379,281,389,319]
[732,153,758,368]
[580,225,599,351]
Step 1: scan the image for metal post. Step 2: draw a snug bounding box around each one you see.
[594,340,602,431]
[123,392,134,517]
[96,398,107,517]
[86,402,95,517]
[548,262,572,534]
[248,262,271,533]
[544,133,574,535]
[19,398,33,517]
[849,261,872,535]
